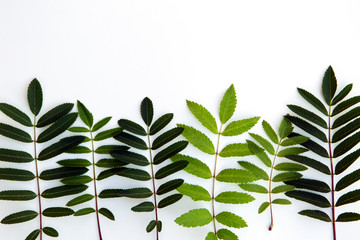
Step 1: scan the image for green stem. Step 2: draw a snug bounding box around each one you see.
[147,127,159,240]
[327,108,336,240]
[90,132,103,240]
[268,142,281,231]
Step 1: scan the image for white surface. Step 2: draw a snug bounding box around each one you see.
[0,1,360,239]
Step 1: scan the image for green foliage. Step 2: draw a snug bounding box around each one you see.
[173,84,259,239]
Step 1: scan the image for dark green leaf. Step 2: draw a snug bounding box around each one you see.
[186,100,218,134]
[274,162,307,171]
[238,161,268,180]
[152,127,184,150]
[27,78,42,116]
[333,131,360,158]
[332,118,360,143]
[249,133,275,155]
[278,117,293,139]
[1,210,38,224]
[43,227,59,237]
[57,158,91,167]
[42,207,74,217]
[220,84,236,124]
[216,212,247,229]
[299,210,331,222]
[258,202,270,213]
[286,155,330,175]
[336,189,360,206]
[280,136,309,147]
[215,191,254,204]
[285,190,331,208]
[111,150,149,166]
[97,169,118,180]
[335,148,360,174]
[155,160,189,179]
[116,167,151,181]
[146,220,157,233]
[272,198,291,205]
[0,168,35,181]
[178,124,215,155]
[96,159,127,168]
[0,123,32,142]
[287,105,327,128]
[38,136,85,160]
[294,134,329,157]
[221,117,259,136]
[332,96,360,116]
[42,185,88,198]
[66,194,94,206]
[118,119,146,136]
[271,185,295,194]
[40,167,88,180]
[158,193,182,208]
[177,183,211,201]
[66,146,91,154]
[262,120,279,144]
[77,100,93,128]
[171,154,212,179]
[157,179,184,195]
[99,188,153,199]
[0,190,37,201]
[239,183,268,194]
[336,212,360,222]
[0,148,33,163]
[92,116,112,132]
[331,84,352,105]
[37,103,74,127]
[336,169,360,191]
[246,140,272,167]
[153,141,188,165]
[286,116,327,142]
[285,179,330,193]
[26,229,41,240]
[217,228,240,240]
[297,88,328,115]
[99,208,115,220]
[322,66,337,105]
[150,113,173,135]
[175,208,212,227]
[73,208,95,216]
[219,143,252,157]
[68,126,90,133]
[94,128,122,141]
[216,169,257,183]
[141,97,153,126]
[61,175,93,185]
[95,145,129,154]
[332,107,360,129]
[272,172,302,182]
[0,103,32,126]
[113,132,148,150]
[131,201,154,212]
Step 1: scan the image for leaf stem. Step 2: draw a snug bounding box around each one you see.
[212,124,223,236]
[268,142,281,231]
[147,127,159,240]
[327,108,336,240]
[90,131,103,240]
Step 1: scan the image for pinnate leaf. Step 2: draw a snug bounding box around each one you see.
[215,191,254,204]
[186,100,218,134]
[0,103,32,126]
[336,212,360,222]
[219,143,252,157]
[178,124,215,155]
[118,119,146,136]
[219,84,236,124]
[221,117,259,136]
[216,169,257,183]
[286,190,331,208]
[99,208,115,220]
[27,78,43,116]
[299,209,331,222]
[175,208,212,227]
[77,100,93,128]
[158,193,182,208]
[155,160,188,179]
[216,211,247,228]
[171,154,212,179]
[141,97,153,126]
[239,184,268,194]
[150,113,173,135]
[0,123,32,143]
[1,210,38,224]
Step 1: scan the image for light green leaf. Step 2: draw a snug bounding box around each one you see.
[246,140,272,167]
[77,100,93,128]
[216,212,247,229]
[215,191,254,204]
[178,124,215,155]
[42,207,74,217]
[277,147,308,157]
[239,184,268,194]
[66,194,94,206]
[0,168,35,181]
[271,185,295,194]
[219,143,252,157]
[0,123,32,143]
[175,208,212,227]
[118,119,147,136]
[0,190,37,201]
[157,179,184,195]
[238,161,269,180]
[131,201,154,212]
[280,136,309,146]
[216,169,257,183]
[258,202,270,213]
[171,154,212,179]
[27,78,42,116]
[1,210,38,224]
[222,117,260,136]
[272,172,302,182]
[74,208,95,216]
[186,100,218,134]
[249,133,275,155]
[0,103,32,126]
[272,198,291,205]
[217,228,239,240]
[205,232,217,240]
[158,193,182,208]
[219,84,237,124]
[92,116,112,132]
[150,113,173,135]
[262,120,279,144]
[0,149,33,163]
[99,208,115,220]
[155,160,188,179]
[274,162,307,171]
[278,117,293,139]
[141,97,153,126]
[322,66,337,105]
[177,183,211,201]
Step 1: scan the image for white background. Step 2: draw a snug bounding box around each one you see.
[1,0,360,239]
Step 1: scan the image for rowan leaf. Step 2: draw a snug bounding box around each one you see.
[158,193,182,208]
[332,107,360,129]
[0,190,37,201]
[262,120,279,144]
[1,210,38,224]
[153,141,188,165]
[115,167,151,181]
[150,113,173,135]
[272,172,302,182]
[216,211,247,228]
[277,147,308,157]
[278,117,293,139]
[0,103,32,126]
[297,88,328,115]
[238,161,268,180]
[113,132,148,150]
[99,208,115,220]
[0,148,33,163]
[246,140,272,167]
[286,116,327,142]
[186,100,218,134]
[74,208,95,216]
[26,229,40,240]
[141,97,153,126]
[249,133,275,155]
[92,116,112,132]
[66,146,91,154]
[239,184,268,194]
[155,160,188,179]
[332,118,360,143]
[272,198,291,205]
[333,131,360,158]
[66,194,94,206]
[41,185,88,198]
[258,202,270,213]
[131,201,154,212]
[57,159,91,167]
[332,96,360,116]
[0,168,35,181]
[331,83,352,105]
[274,162,307,172]
[178,124,215,155]
[219,143,252,157]
[335,148,360,174]
[205,232,217,240]
[280,136,309,147]
[99,188,153,199]
[93,128,122,141]
[285,190,331,208]
[38,136,85,160]
[157,179,184,195]
[217,228,239,240]
[285,178,330,193]
[336,189,360,206]
[111,150,149,166]
[336,212,360,222]
[39,167,88,180]
[77,100,93,128]
[287,104,327,128]
[216,169,257,183]
[221,117,260,136]
[271,185,295,194]
[177,183,211,201]
[299,210,331,222]
[219,84,236,124]
[322,66,337,105]
[27,78,42,116]
[118,119,147,136]
[175,208,212,227]
[215,191,254,204]
[286,155,330,175]
[42,207,74,217]
[151,127,184,150]
[335,169,360,191]
[96,159,127,168]
[171,154,212,179]
[61,175,93,185]
[0,123,32,142]
[146,220,157,233]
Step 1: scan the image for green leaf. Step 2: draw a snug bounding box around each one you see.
[27,78,42,116]
[215,191,254,204]
[152,127,184,150]
[271,185,295,194]
[77,100,93,128]
[336,189,360,206]
[186,100,218,134]
[249,133,275,155]
[246,140,272,167]
[274,162,307,171]
[0,123,32,142]
[336,169,360,191]
[141,97,153,126]
[332,84,352,105]
[278,117,293,139]
[258,202,270,213]
[219,143,252,157]
[131,201,154,212]
[92,116,112,132]
[286,116,327,142]
[216,212,247,229]
[111,150,149,166]
[272,172,302,182]
[0,148,33,163]
[155,160,189,179]
[74,208,95,216]
[99,208,115,220]
[38,136,85,160]
[272,198,291,205]
[216,169,257,183]
[219,84,236,124]
[238,161,269,180]
[153,141,188,165]
[66,146,91,154]
[26,229,41,240]
[66,194,94,206]
[205,232,217,240]
[336,212,360,222]
[217,228,239,240]
[39,167,88,180]
[61,175,93,185]
[239,184,268,194]
[298,210,331,222]
[332,118,360,143]
[95,145,129,154]
[96,169,118,180]
[0,168,35,181]
[42,185,88,198]
[94,128,122,141]
[262,120,279,144]
[171,154,212,179]
[285,179,330,193]
[37,103,74,127]
[43,227,59,237]
[113,132,148,150]
[333,131,360,158]
[1,210,38,224]
[0,103,32,126]
[287,105,327,129]
[177,183,211,201]
[158,193,182,208]
[332,107,360,129]
[335,148,360,174]
[178,124,215,155]
[157,179,184,195]
[57,159,91,167]
[99,188,153,199]
[96,159,127,168]
[146,220,157,233]
[277,147,308,157]
[175,208,213,227]
[280,136,309,147]
[118,119,147,136]
[150,113,173,135]
[297,88,328,115]
[68,126,90,133]
[221,117,259,136]
[332,96,360,116]
[42,207,74,217]
[285,190,331,208]
[286,155,330,175]
[322,66,337,105]
[296,135,329,157]
[116,167,151,181]
[0,190,37,201]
